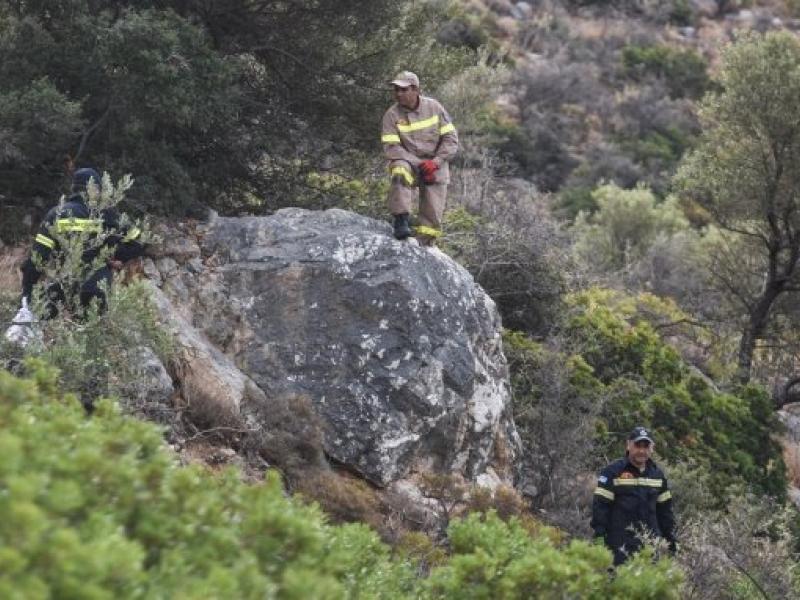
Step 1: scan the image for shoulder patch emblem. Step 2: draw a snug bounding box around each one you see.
[598,475,607,484]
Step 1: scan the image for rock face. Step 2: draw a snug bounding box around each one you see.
[150,208,520,487]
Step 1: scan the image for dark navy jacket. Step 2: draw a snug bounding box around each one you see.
[590,457,676,565]
[21,194,143,299]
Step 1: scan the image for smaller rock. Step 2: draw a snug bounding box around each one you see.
[186,257,204,274]
[476,467,503,490]
[120,346,174,419]
[679,26,697,38]
[486,0,513,16]
[738,9,754,22]
[156,256,179,277]
[150,234,201,262]
[141,257,162,284]
[689,0,718,18]
[511,1,532,19]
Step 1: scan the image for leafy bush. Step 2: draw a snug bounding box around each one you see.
[0,361,418,599]
[501,59,608,190]
[503,330,601,535]
[0,1,472,219]
[572,184,690,272]
[0,175,170,411]
[622,44,711,100]
[443,173,570,335]
[563,288,786,499]
[677,492,800,599]
[0,363,689,598]
[424,511,683,599]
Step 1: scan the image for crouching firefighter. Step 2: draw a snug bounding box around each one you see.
[381,70,459,246]
[591,426,677,566]
[19,167,144,320]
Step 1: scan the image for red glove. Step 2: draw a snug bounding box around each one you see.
[419,159,439,184]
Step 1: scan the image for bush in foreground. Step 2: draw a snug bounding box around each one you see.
[0,362,687,599]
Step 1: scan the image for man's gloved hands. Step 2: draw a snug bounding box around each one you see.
[419,159,439,184]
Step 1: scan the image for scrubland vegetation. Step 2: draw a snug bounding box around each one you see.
[4,0,800,597]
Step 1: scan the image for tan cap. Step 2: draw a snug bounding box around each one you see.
[390,70,419,88]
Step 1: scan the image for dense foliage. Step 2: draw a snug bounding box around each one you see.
[677,30,800,385]
[0,0,470,223]
[506,287,787,504]
[5,1,800,595]
[0,174,170,410]
[0,363,686,598]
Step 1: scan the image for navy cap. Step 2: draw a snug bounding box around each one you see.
[72,168,101,190]
[628,426,654,444]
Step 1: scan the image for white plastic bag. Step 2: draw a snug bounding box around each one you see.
[4,298,41,348]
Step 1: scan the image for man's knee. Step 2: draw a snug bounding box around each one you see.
[389,163,416,187]
[79,268,112,311]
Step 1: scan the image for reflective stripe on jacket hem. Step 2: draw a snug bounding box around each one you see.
[594,487,615,501]
[613,477,663,487]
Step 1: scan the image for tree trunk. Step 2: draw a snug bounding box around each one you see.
[737,286,783,386]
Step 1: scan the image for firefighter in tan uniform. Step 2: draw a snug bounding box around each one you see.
[381,71,459,246]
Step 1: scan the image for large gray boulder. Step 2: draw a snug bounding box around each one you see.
[152,208,520,487]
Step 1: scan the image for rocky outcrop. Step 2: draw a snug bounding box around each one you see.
[147,208,520,488]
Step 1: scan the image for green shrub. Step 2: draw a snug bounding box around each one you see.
[622,44,710,100]
[572,184,690,272]
[504,287,785,513]
[424,511,683,599]
[563,288,786,499]
[0,361,418,599]
[618,127,695,178]
[669,0,693,26]
[556,185,596,221]
[0,363,691,599]
[1,175,170,410]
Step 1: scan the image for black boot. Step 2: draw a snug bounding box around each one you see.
[393,213,411,240]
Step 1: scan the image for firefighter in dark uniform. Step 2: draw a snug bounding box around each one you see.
[20,167,144,318]
[591,426,677,565]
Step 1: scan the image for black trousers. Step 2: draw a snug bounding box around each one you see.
[42,266,113,319]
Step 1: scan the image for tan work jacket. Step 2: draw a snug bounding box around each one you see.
[381,96,459,184]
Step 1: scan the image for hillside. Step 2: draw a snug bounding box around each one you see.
[3,0,800,597]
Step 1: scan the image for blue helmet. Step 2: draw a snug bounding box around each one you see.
[72,167,102,192]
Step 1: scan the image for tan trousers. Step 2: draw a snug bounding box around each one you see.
[387,159,447,244]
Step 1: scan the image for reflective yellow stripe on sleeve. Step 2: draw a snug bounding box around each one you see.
[397,115,439,133]
[54,218,103,234]
[439,123,455,135]
[657,490,672,503]
[35,233,55,249]
[414,225,442,238]
[594,487,614,501]
[382,133,401,144]
[390,166,415,186]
